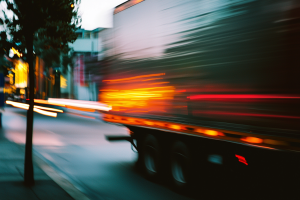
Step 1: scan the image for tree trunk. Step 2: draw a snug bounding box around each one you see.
[24,32,34,186]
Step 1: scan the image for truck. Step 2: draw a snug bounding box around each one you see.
[99,0,300,196]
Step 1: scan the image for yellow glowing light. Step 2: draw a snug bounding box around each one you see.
[15,60,28,88]
[101,86,175,112]
[100,73,176,112]
[60,75,67,88]
[34,107,57,117]
[4,88,12,94]
[6,101,59,117]
[20,89,25,95]
[144,121,154,126]
[7,74,14,84]
[170,125,181,130]
[71,4,74,7]
[34,105,63,113]
[11,47,21,57]
[34,99,66,107]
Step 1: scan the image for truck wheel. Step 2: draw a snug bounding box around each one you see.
[140,134,161,180]
[170,141,193,192]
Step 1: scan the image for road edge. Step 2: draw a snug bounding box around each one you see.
[33,154,90,200]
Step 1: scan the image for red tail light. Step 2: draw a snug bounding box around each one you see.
[235,154,248,165]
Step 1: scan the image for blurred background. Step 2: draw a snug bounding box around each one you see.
[0,0,300,199]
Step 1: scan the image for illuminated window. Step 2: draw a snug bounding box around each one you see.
[60,75,67,88]
[15,60,28,88]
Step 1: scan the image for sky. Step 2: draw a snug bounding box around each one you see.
[0,0,127,34]
[79,0,127,30]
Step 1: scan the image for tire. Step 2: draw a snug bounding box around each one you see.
[140,134,162,180]
[169,141,193,192]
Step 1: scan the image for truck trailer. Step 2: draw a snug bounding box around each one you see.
[100,0,300,196]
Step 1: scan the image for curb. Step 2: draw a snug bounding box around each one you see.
[14,142,90,200]
[33,154,90,200]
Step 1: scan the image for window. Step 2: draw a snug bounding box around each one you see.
[76,32,82,38]
[93,32,98,38]
[84,32,91,39]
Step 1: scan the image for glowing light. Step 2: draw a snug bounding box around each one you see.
[149,82,169,85]
[241,137,263,144]
[6,101,58,117]
[48,98,112,111]
[34,105,63,113]
[103,73,165,82]
[7,74,13,84]
[188,94,300,100]
[196,129,224,136]
[155,122,165,127]
[144,121,154,126]
[193,111,300,119]
[60,75,67,88]
[11,47,22,57]
[20,89,25,95]
[34,107,57,117]
[100,89,119,92]
[142,78,162,81]
[66,106,95,112]
[15,60,28,88]
[264,139,287,146]
[235,155,248,165]
[34,99,66,107]
[169,124,181,130]
[101,86,175,112]
[71,3,74,7]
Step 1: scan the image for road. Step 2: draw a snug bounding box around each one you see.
[3,106,193,200]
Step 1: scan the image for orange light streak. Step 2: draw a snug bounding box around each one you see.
[241,137,263,144]
[169,124,181,130]
[149,82,169,85]
[103,73,165,82]
[142,78,162,81]
[196,129,224,136]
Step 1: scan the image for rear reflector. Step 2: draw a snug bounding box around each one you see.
[235,154,248,165]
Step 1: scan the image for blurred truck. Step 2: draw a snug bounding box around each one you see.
[100,0,300,193]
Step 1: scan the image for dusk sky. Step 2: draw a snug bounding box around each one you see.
[0,0,127,34]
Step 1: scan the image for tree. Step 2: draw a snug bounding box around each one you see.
[0,0,80,185]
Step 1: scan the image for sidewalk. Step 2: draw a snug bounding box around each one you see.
[0,129,74,200]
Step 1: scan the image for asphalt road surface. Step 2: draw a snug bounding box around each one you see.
[3,107,194,200]
[4,106,299,200]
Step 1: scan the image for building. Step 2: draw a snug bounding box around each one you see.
[68,28,103,101]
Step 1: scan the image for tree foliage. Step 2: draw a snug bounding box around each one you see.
[0,0,81,185]
[1,0,80,47]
